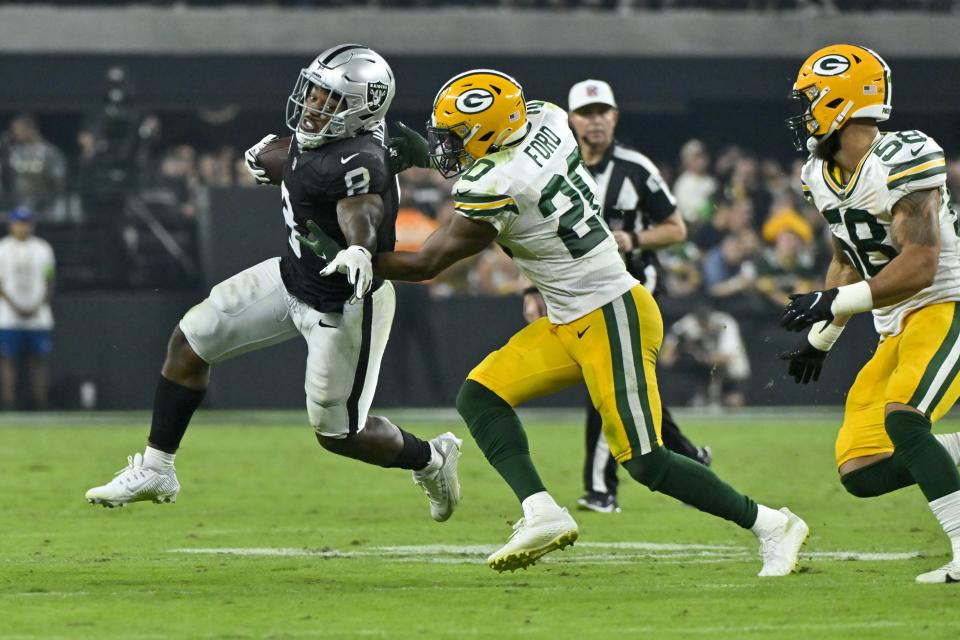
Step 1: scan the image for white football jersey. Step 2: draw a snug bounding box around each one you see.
[801,130,958,336]
[451,101,637,324]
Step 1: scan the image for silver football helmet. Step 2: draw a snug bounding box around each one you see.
[286,44,396,148]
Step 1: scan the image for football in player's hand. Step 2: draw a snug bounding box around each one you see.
[256,135,292,185]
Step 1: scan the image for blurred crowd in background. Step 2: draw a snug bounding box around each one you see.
[6,97,959,305]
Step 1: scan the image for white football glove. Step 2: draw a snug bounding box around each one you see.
[243,134,278,185]
[319,245,373,303]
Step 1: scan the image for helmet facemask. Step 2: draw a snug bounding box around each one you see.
[426,122,475,178]
[287,69,366,148]
[786,85,821,152]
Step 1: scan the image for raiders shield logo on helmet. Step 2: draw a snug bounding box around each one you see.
[367,81,389,109]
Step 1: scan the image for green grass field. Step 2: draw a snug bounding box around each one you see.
[1,409,958,639]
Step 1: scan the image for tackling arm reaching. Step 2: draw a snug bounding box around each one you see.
[373,214,499,282]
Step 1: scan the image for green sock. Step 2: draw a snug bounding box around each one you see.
[886,410,960,501]
[840,457,916,498]
[622,447,758,529]
[456,380,545,502]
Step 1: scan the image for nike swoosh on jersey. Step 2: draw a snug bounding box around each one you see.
[341,153,360,164]
[577,326,590,339]
[910,145,924,157]
[811,291,822,308]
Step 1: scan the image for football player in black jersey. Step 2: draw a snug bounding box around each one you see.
[85,45,462,524]
[557,79,712,514]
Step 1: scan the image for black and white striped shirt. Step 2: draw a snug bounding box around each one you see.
[584,141,677,296]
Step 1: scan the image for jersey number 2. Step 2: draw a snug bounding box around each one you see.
[538,149,608,259]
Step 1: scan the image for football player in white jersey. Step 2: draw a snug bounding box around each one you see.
[303,69,809,575]
[779,44,960,583]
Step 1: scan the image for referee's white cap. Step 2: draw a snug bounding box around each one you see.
[568,79,617,112]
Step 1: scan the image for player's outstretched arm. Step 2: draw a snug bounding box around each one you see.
[373,215,498,282]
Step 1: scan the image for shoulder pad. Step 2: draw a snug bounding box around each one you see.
[875,131,945,191]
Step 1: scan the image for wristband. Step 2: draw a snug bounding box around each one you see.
[830,281,873,316]
[807,320,845,352]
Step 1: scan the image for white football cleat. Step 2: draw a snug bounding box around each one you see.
[487,507,579,572]
[413,432,462,522]
[916,561,960,584]
[85,453,180,508]
[757,507,809,577]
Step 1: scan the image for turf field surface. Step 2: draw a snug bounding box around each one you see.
[1,409,957,639]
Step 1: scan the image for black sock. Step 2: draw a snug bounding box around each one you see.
[148,376,206,453]
[387,428,433,471]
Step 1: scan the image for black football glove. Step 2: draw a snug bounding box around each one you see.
[777,337,829,384]
[387,121,430,174]
[780,288,839,332]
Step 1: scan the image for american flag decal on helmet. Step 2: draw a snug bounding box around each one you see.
[863,85,878,95]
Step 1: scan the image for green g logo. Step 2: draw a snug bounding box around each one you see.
[456,89,495,114]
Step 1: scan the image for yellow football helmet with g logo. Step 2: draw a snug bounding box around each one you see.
[427,69,529,177]
[786,44,892,152]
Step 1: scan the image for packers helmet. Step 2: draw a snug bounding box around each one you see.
[427,69,529,177]
[786,44,891,152]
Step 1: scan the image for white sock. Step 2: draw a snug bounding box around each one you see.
[929,490,960,561]
[143,446,176,472]
[750,504,788,538]
[935,433,960,466]
[418,441,443,476]
[521,491,561,519]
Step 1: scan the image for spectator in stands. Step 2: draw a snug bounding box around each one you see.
[660,305,751,408]
[0,206,55,410]
[724,155,771,231]
[702,229,758,299]
[197,146,239,188]
[756,205,817,309]
[2,114,67,221]
[673,139,716,225]
[153,145,199,219]
[693,196,752,252]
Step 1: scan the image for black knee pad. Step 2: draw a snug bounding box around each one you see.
[622,447,671,490]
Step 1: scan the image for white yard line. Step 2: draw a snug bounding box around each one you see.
[168,543,920,565]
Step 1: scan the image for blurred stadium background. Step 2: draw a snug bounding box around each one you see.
[2,0,959,412]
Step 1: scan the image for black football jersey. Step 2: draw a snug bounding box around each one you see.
[278,130,398,312]
[584,141,676,297]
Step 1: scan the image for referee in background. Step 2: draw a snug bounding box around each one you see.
[567,79,712,513]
